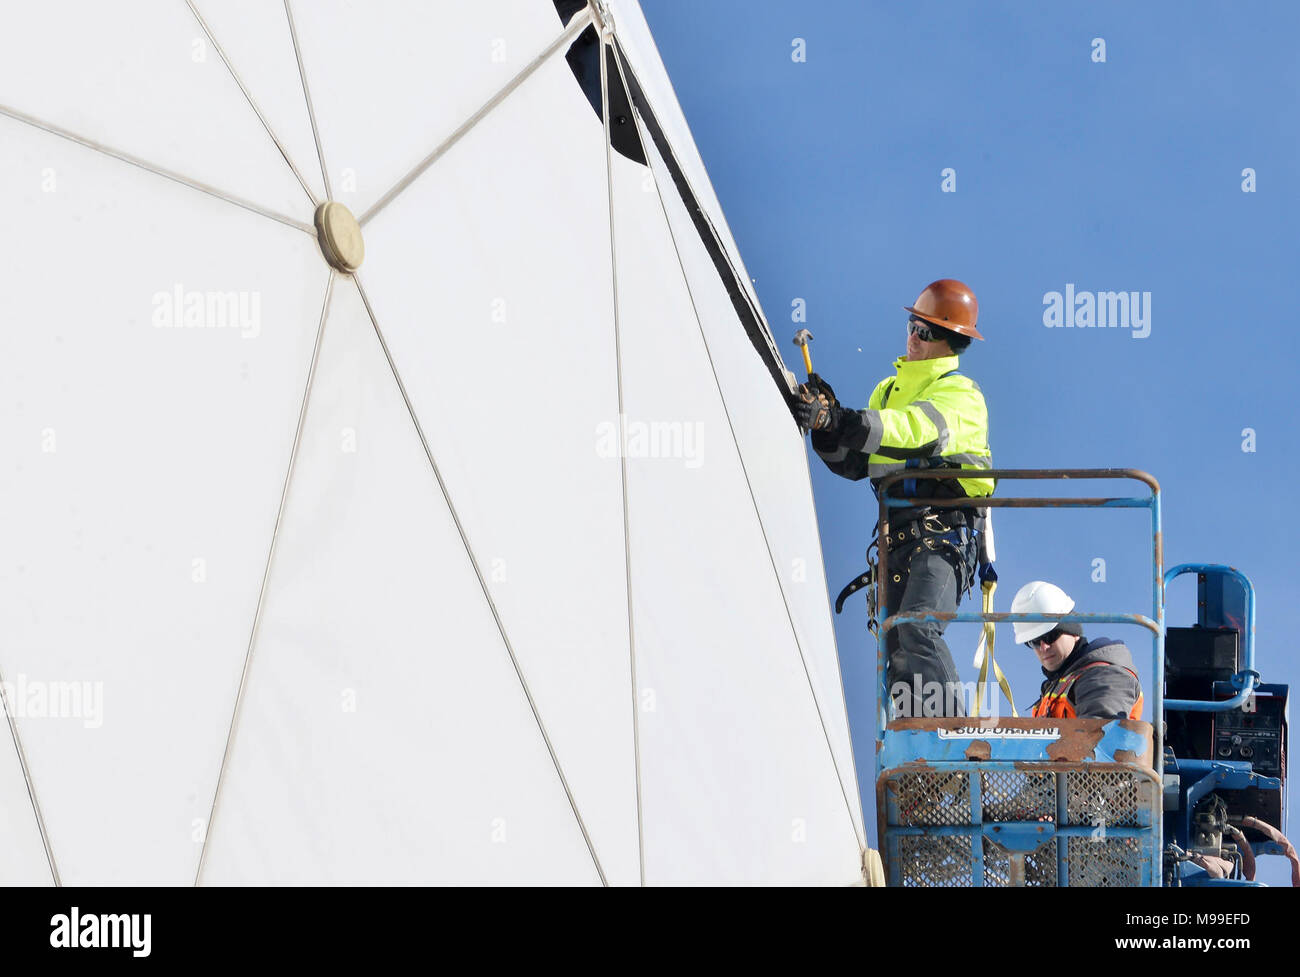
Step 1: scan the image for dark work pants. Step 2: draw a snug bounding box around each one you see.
[885,540,974,718]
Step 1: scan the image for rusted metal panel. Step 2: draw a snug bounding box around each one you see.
[1117,719,1156,768]
[964,740,992,761]
[880,718,1155,768]
[1045,726,1103,762]
[888,717,1121,735]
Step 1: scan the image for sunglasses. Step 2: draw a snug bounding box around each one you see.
[907,318,947,342]
[1025,628,1063,650]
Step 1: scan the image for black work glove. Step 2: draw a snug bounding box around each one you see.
[805,373,838,407]
[792,385,842,433]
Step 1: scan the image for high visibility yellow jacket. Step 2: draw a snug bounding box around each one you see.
[811,354,994,500]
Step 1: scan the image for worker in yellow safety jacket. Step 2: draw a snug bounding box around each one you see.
[792,279,994,718]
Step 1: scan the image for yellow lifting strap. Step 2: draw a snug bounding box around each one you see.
[974,577,1017,717]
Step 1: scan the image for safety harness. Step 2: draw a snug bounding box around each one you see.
[1030,661,1144,719]
[972,565,1016,717]
[831,367,1013,713]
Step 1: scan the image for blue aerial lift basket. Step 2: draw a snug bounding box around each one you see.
[872,469,1288,886]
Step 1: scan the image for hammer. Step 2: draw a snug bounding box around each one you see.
[792,328,814,376]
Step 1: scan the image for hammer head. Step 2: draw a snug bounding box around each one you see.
[792,328,813,347]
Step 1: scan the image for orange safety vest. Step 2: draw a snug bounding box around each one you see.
[1030,661,1144,719]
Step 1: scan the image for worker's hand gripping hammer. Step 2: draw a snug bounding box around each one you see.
[790,329,835,432]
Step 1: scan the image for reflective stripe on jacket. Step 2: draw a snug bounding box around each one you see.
[812,354,994,499]
[1029,637,1145,720]
[1031,662,1145,719]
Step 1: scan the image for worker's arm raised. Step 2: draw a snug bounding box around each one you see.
[806,376,894,481]
[810,374,987,481]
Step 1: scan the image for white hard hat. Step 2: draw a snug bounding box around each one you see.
[1010,580,1075,644]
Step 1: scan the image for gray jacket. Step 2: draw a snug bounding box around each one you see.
[1032,636,1143,719]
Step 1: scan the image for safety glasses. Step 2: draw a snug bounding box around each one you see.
[1025,628,1063,650]
[907,318,945,342]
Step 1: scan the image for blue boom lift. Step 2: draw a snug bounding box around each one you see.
[873,469,1291,886]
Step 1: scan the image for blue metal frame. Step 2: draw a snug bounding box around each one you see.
[873,469,1165,780]
[878,717,1151,768]
[1163,564,1260,711]
[1164,758,1282,849]
[869,472,1290,886]
[872,470,1165,886]
[1158,570,1287,885]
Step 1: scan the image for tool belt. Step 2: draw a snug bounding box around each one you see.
[885,506,972,537]
[884,510,975,578]
[834,509,978,625]
[834,501,1012,718]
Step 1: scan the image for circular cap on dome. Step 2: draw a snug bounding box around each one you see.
[314,201,365,273]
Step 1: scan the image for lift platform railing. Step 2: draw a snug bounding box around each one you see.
[873,468,1165,777]
[1163,563,1259,712]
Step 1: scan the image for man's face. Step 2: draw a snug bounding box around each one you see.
[1027,629,1075,671]
[905,318,955,361]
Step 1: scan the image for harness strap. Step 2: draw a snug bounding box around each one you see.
[1033,661,1143,718]
[973,570,1017,717]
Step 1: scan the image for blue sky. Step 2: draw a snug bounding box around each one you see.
[640,0,1299,884]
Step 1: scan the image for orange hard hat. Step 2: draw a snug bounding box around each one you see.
[903,279,983,340]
